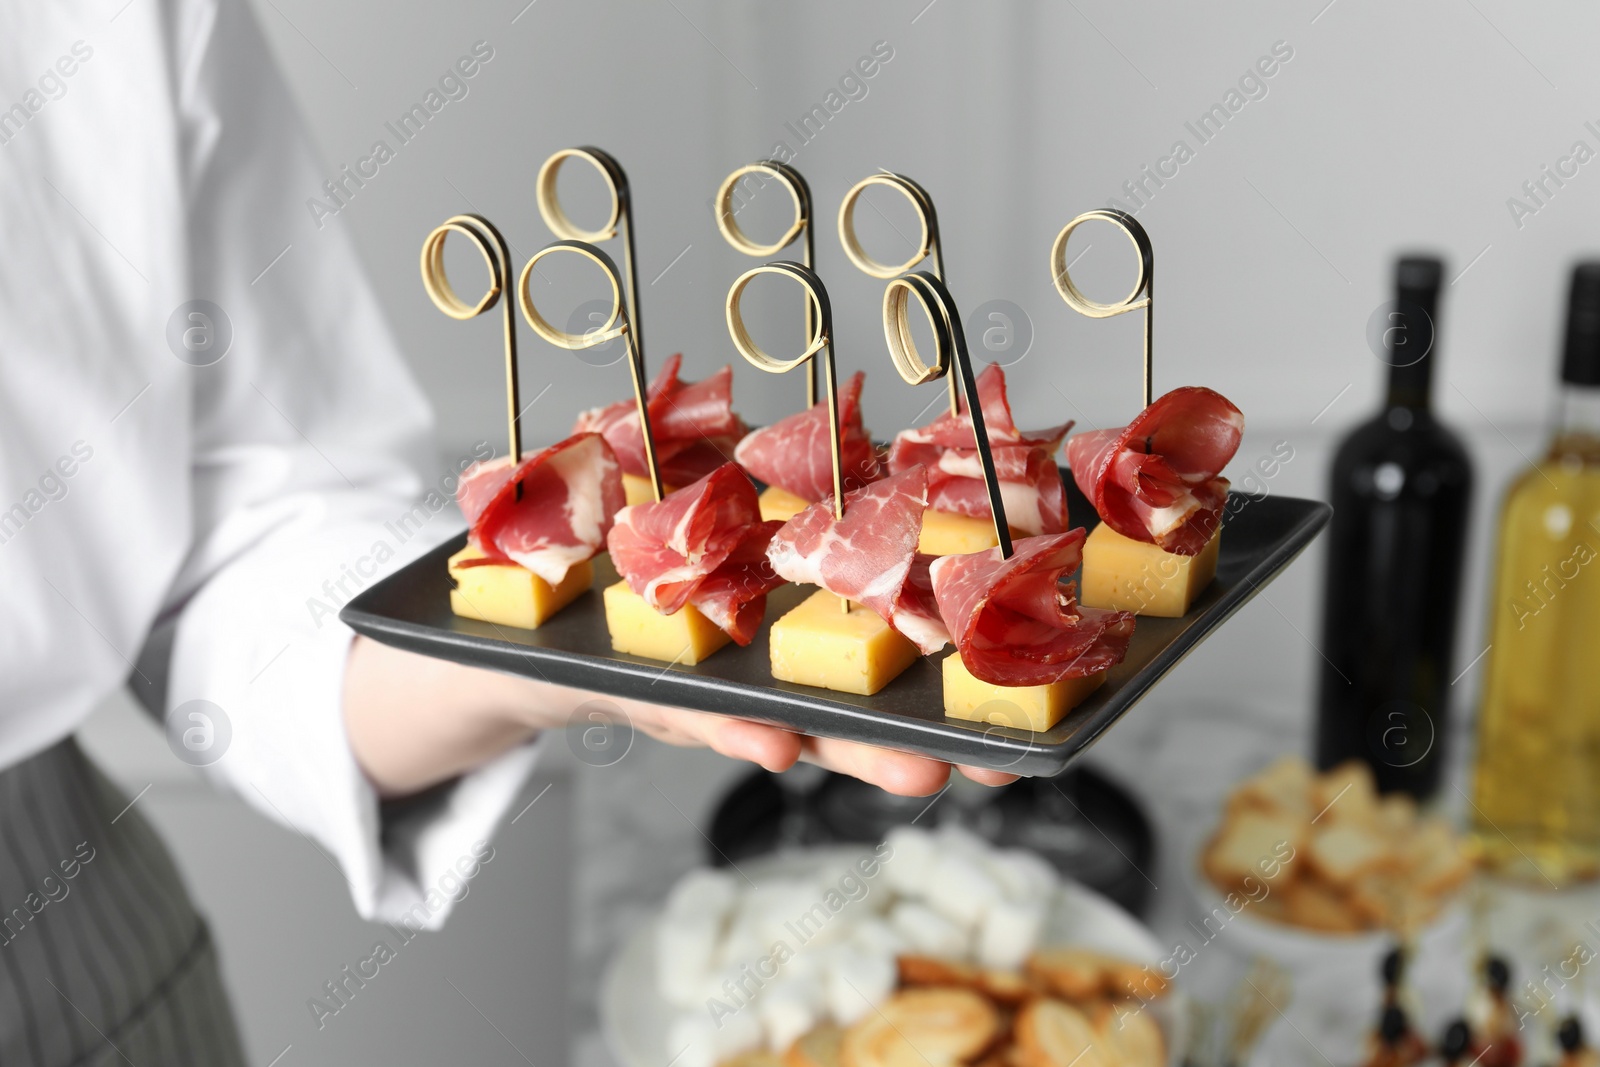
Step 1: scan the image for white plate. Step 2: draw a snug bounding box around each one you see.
[600,847,1186,1067]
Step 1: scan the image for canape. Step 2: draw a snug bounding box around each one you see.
[604,462,786,665]
[887,365,1072,556]
[765,467,949,696]
[1066,387,1243,617]
[575,352,747,507]
[734,370,882,524]
[450,433,624,629]
[929,531,1135,732]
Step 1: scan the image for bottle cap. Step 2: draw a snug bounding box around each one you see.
[1380,945,1406,986]
[1563,262,1600,386]
[1441,1019,1472,1061]
[1484,954,1511,993]
[1379,1004,1409,1045]
[1396,256,1444,297]
[1386,255,1444,404]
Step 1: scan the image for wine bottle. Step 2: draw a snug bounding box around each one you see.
[1313,255,1474,797]
[1470,263,1600,884]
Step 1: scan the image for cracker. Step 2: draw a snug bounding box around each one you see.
[840,988,999,1067]
[1015,999,1113,1067]
[785,1026,845,1067]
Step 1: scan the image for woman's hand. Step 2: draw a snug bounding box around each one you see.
[621,701,1020,794]
[343,637,1018,800]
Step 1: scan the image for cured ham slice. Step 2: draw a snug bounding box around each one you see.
[766,466,949,654]
[888,364,1072,536]
[607,462,786,645]
[574,352,747,486]
[734,370,882,503]
[1065,386,1244,556]
[930,532,1136,687]
[457,432,625,584]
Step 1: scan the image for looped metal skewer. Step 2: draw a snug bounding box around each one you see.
[536,147,646,363]
[838,172,942,279]
[1051,209,1155,409]
[882,271,1013,559]
[839,171,959,415]
[726,262,849,613]
[725,262,838,514]
[715,160,820,406]
[420,213,522,466]
[518,239,663,503]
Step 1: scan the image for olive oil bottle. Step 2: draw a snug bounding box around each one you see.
[1471,263,1600,884]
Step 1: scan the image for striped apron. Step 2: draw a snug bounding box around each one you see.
[0,737,246,1066]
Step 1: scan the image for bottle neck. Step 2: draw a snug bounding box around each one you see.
[1384,287,1440,411]
[1550,384,1600,462]
[1386,364,1432,411]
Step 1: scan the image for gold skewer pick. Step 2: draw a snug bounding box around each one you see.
[518,240,663,503]
[882,271,1013,559]
[536,147,646,364]
[715,161,819,407]
[420,214,522,467]
[725,261,850,612]
[1051,209,1155,409]
[839,171,959,415]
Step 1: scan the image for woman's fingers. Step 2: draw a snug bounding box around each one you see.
[798,735,952,797]
[623,702,1020,796]
[628,704,802,773]
[956,765,1022,787]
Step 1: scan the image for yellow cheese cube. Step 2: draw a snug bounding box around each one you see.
[942,653,1107,732]
[622,473,677,507]
[769,589,920,696]
[602,580,731,665]
[918,508,1012,556]
[1079,522,1220,617]
[758,485,813,523]
[448,546,593,630]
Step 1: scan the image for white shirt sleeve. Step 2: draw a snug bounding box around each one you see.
[153,0,537,928]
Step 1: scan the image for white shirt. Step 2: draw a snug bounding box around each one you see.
[0,0,535,926]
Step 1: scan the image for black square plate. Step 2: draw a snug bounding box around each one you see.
[341,472,1329,777]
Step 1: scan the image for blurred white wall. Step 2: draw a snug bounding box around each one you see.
[249,0,1599,448]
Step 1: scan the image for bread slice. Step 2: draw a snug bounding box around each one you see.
[1015,999,1113,1067]
[785,1026,844,1067]
[1228,755,1314,817]
[1407,817,1475,897]
[1203,809,1305,889]
[1103,957,1168,1002]
[1025,948,1112,1002]
[1346,870,1405,929]
[1310,761,1379,825]
[977,969,1039,1006]
[898,955,979,989]
[1093,1002,1166,1067]
[1283,881,1362,934]
[1024,949,1166,1004]
[1306,823,1391,888]
[1375,793,1419,837]
[840,988,999,1067]
[969,1048,1014,1067]
[722,1051,786,1067]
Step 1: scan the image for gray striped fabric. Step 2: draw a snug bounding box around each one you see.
[0,738,246,1066]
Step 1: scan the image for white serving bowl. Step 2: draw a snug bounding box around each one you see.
[1182,827,1471,1064]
